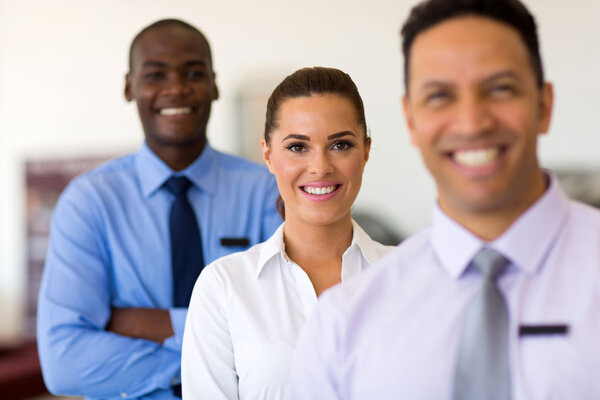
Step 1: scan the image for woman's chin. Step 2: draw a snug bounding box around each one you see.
[289,209,352,228]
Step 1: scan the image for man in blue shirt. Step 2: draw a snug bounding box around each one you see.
[37,19,281,399]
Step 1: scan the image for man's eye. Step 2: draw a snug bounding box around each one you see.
[489,84,517,98]
[285,143,306,153]
[144,71,164,80]
[424,91,451,107]
[187,70,206,80]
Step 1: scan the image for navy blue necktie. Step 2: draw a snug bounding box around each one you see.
[165,176,205,308]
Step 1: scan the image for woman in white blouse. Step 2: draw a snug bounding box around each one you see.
[181,67,394,399]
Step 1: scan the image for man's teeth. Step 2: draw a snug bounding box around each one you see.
[159,107,192,116]
[453,147,500,167]
[303,185,337,195]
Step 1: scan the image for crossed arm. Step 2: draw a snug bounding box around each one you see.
[36,188,182,398]
[107,308,174,344]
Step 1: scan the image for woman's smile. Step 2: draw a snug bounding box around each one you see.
[300,182,343,201]
[262,93,370,227]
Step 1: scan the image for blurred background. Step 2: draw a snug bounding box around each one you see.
[1,0,599,398]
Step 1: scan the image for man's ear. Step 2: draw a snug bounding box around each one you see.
[124,73,133,102]
[538,82,554,135]
[402,95,418,146]
[212,72,220,101]
[261,138,274,174]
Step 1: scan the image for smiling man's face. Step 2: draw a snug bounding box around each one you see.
[125,25,218,157]
[403,15,553,229]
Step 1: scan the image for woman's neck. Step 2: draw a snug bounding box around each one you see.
[282,215,354,297]
[283,215,353,263]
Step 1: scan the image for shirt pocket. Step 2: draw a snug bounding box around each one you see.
[516,323,600,399]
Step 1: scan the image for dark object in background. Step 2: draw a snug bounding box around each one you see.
[555,169,600,209]
[353,211,404,246]
[0,341,48,399]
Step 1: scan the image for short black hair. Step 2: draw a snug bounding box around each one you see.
[128,19,213,71]
[401,0,544,94]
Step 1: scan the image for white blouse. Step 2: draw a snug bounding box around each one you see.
[181,220,394,399]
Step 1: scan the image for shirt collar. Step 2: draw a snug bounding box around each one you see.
[135,141,218,198]
[492,173,569,275]
[340,219,382,281]
[432,173,569,279]
[255,223,287,278]
[254,219,379,279]
[347,219,380,265]
[431,204,484,280]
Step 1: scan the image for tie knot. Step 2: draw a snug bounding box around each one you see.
[165,176,193,196]
[471,248,509,281]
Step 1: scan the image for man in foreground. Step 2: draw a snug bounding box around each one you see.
[287,0,600,398]
[37,19,280,399]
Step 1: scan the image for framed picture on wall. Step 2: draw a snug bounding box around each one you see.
[25,157,111,337]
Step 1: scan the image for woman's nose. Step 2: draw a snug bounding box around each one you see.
[308,151,335,176]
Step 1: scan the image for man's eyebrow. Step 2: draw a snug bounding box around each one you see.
[183,60,208,67]
[418,80,450,91]
[481,70,522,84]
[142,60,168,68]
[281,134,310,142]
[328,131,356,140]
[141,59,208,69]
[415,70,524,93]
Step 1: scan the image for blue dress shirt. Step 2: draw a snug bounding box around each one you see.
[37,142,281,400]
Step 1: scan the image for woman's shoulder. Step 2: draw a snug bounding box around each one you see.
[201,226,284,285]
[373,241,398,258]
[203,242,267,279]
[351,219,398,261]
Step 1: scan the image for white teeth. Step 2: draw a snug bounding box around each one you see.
[159,107,192,116]
[303,185,337,195]
[453,147,500,167]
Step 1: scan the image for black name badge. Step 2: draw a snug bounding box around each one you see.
[519,324,569,336]
[221,237,250,247]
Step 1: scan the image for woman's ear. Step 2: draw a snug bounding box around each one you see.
[364,136,372,163]
[261,139,274,174]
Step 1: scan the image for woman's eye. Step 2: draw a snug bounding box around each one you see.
[286,143,306,153]
[332,141,354,151]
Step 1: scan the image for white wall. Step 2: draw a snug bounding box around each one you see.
[1,0,599,340]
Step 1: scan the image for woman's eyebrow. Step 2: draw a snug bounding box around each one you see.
[281,134,310,142]
[328,131,356,140]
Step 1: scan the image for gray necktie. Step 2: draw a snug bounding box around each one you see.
[453,248,510,400]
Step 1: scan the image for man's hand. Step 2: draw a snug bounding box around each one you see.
[107,308,175,343]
